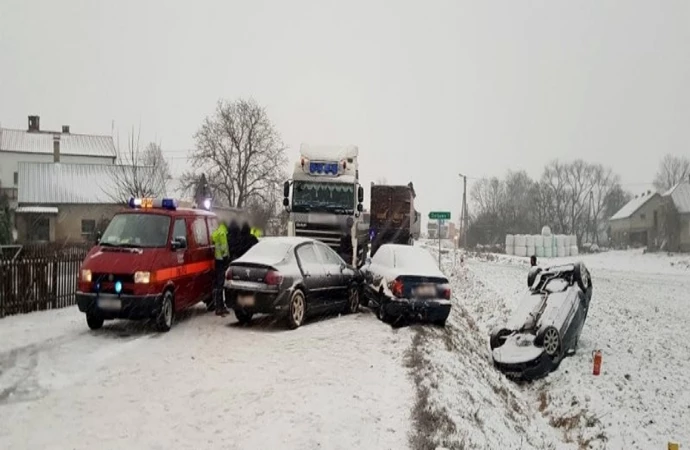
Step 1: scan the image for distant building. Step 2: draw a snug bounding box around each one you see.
[658,180,690,252]
[0,116,117,204]
[609,190,662,248]
[15,162,147,243]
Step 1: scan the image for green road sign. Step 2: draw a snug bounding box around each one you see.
[429,211,451,220]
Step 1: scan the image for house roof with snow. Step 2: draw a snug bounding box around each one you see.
[0,128,116,158]
[663,182,690,214]
[17,162,152,204]
[609,191,660,221]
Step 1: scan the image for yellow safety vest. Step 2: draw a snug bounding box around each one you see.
[250,227,262,238]
[212,224,229,260]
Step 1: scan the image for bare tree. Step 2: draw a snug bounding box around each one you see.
[470,177,504,217]
[588,165,621,244]
[653,154,690,191]
[185,98,288,208]
[111,127,171,202]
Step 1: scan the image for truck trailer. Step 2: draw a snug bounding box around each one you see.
[283,144,368,267]
[369,182,420,256]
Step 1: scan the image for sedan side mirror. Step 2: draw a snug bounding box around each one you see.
[171,236,187,251]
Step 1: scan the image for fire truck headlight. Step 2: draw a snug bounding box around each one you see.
[81,269,92,282]
[134,271,151,284]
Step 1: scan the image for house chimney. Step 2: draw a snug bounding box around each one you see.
[62,125,70,133]
[53,135,60,162]
[28,115,40,132]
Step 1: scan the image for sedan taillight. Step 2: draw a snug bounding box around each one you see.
[264,270,283,286]
[440,284,451,299]
[225,268,233,280]
[389,278,404,297]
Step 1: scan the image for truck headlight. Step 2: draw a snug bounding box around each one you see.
[81,269,92,282]
[134,271,151,284]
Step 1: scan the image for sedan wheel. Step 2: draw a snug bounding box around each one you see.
[543,326,561,357]
[345,286,359,314]
[287,290,306,329]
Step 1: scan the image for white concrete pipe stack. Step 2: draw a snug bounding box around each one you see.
[505,234,514,255]
[514,234,527,257]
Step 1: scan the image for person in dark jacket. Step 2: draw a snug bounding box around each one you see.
[237,222,259,259]
[227,220,241,261]
[339,218,354,265]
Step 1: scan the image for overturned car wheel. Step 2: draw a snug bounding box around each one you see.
[541,326,561,358]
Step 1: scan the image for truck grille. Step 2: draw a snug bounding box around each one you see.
[294,229,342,250]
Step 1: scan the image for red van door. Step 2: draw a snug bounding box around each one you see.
[169,217,193,308]
[188,216,215,306]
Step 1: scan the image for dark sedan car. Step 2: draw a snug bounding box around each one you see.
[224,237,362,329]
[361,244,452,326]
[489,262,593,380]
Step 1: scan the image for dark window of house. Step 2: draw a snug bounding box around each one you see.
[28,216,50,242]
[13,172,18,185]
[640,213,646,220]
[654,210,658,229]
[81,219,96,236]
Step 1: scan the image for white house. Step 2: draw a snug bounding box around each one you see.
[0,115,117,205]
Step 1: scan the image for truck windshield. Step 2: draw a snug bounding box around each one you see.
[99,213,171,248]
[292,181,354,213]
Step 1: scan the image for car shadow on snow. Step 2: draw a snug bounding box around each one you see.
[85,304,209,339]
[225,308,373,332]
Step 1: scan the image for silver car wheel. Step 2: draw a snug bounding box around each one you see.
[292,293,305,326]
[543,327,560,356]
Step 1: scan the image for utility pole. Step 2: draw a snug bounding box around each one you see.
[459,173,468,249]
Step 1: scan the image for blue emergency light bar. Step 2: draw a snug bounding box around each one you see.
[128,197,178,210]
[309,162,339,175]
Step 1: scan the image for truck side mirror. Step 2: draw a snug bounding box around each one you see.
[283,181,290,198]
[357,203,363,212]
[95,230,102,244]
[357,186,364,203]
[283,198,289,207]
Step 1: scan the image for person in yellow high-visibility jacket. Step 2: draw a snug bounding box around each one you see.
[250,227,263,239]
[211,222,230,316]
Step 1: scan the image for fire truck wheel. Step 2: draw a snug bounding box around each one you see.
[155,290,174,332]
[86,313,104,330]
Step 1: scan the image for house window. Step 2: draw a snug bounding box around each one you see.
[81,219,96,236]
[640,213,646,220]
[13,172,18,186]
[27,216,50,242]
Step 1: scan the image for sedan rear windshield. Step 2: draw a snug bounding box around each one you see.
[393,247,438,271]
[100,213,171,248]
[242,239,293,261]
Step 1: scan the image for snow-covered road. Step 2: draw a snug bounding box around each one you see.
[0,307,414,450]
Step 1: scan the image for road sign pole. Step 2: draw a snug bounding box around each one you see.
[438,218,441,267]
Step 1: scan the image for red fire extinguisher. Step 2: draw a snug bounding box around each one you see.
[592,350,602,376]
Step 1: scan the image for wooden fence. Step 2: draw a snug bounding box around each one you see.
[0,246,90,318]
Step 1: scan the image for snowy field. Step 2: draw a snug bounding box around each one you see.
[419,242,689,449]
[1,244,688,450]
[0,307,413,450]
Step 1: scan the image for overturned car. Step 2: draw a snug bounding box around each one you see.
[489,262,593,380]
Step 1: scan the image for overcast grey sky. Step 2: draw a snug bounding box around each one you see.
[2,0,688,222]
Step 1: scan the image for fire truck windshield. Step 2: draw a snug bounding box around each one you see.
[292,181,355,214]
[99,213,171,248]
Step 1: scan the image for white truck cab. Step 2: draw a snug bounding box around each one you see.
[283,144,368,267]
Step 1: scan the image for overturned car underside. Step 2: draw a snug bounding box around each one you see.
[489,262,593,380]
